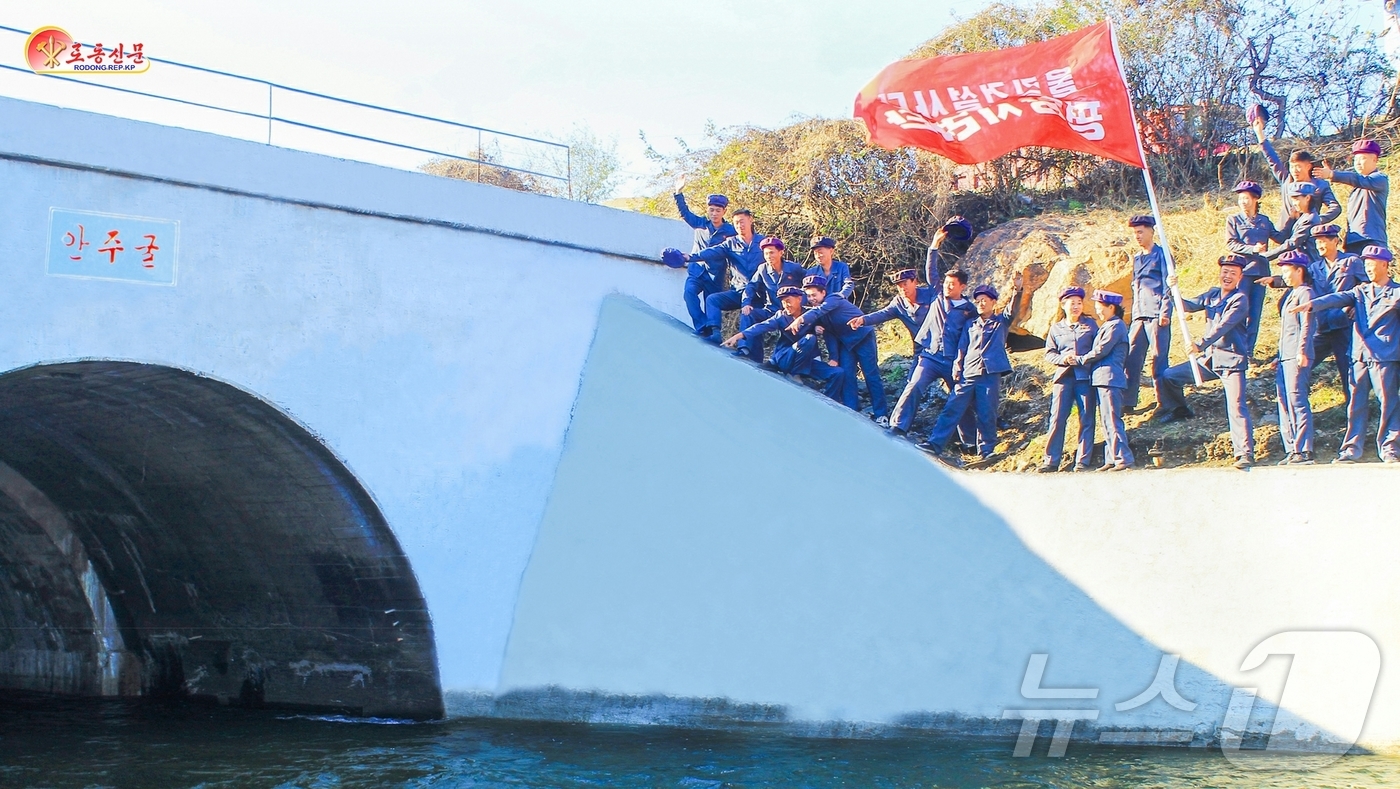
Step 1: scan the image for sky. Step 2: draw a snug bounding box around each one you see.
[0,0,1009,196]
[0,1,1393,198]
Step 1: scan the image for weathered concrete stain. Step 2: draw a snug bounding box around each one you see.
[0,361,443,719]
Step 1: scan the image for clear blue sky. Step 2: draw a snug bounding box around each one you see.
[0,0,1009,195]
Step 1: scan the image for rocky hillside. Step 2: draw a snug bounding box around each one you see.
[868,155,1399,471]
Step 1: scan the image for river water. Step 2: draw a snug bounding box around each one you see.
[3,695,1400,788]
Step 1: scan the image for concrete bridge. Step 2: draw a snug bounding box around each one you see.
[2,96,1398,754]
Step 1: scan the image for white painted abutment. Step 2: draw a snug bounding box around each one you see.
[1,96,1396,753]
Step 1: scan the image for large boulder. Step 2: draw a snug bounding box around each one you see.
[959,215,1136,339]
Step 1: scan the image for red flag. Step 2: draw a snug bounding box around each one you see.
[853,22,1145,168]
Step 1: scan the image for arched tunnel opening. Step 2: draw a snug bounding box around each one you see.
[0,361,443,719]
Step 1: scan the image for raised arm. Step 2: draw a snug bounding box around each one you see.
[925,246,944,287]
[1259,139,1288,184]
[673,192,708,230]
[1330,170,1389,194]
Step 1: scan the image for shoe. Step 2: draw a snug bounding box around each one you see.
[889,427,906,437]
[1276,453,1295,466]
[1096,463,1114,472]
[1333,455,1358,464]
[874,415,890,428]
[966,453,1003,469]
[1293,452,1315,465]
[1384,455,1400,465]
[1035,459,1058,473]
[1147,408,1172,422]
[1234,455,1254,470]
[1072,464,1090,473]
[1105,462,1131,472]
[1173,407,1195,421]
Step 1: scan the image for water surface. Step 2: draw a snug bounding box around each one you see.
[3,695,1399,788]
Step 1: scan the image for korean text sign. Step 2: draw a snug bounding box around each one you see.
[48,208,179,285]
[853,22,1145,168]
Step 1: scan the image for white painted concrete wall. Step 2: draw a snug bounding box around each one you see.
[503,296,1400,752]
[0,97,692,692]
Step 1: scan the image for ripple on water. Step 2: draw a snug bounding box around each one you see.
[2,694,1400,788]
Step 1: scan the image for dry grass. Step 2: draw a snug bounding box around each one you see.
[866,153,1400,471]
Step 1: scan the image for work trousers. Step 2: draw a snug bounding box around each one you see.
[1313,328,1355,407]
[1045,378,1097,466]
[771,335,846,401]
[1096,386,1134,466]
[839,333,888,417]
[890,353,974,441]
[1340,360,1400,461]
[1242,278,1267,359]
[1125,318,1172,411]
[929,373,1001,457]
[683,262,721,331]
[1275,360,1314,455]
[1161,361,1254,458]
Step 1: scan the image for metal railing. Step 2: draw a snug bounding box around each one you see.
[0,24,571,195]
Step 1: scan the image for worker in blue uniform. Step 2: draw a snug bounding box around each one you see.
[1304,225,1367,407]
[673,176,736,331]
[1291,245,1400,463]
[1250,114,1343,226]
[919,278,1022,466]
[1316,139,1389,253]
[925,216,974,285]
[806,236,855,300]
[888,269,979,442]
[850,268,933,356]
[789,274,889,422]
[1076,290,1134,471]
[693,208,765,342]
[1272,251,1317,465]
[722,285,846,401]
[734,237,806,362]
[1162,255,1255,469]
[1266,181,1322,262]
[1037,286,1099,472]
[1124,215,1174,416]
[1224,180,1284,358]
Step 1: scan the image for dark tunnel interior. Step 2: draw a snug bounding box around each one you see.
[0,361,443,719]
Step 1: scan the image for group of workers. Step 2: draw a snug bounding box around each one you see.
[659,126,1392,471]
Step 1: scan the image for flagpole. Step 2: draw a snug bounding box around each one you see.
[1107,21,1203,386]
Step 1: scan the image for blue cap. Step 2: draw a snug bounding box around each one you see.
[759,236,785,251]
[1218,253,1249,268]
[1288,181,1317,197]
[707,194,729,208]
[660,248,687,268]
[942,216,973,239]
[803,274,828,290]
[776,285,805,299]
[1311,224,1342,238]
[1059,286,1086,300]
[891,268,918,283]
[1092,289,1124,305]
[1129,214,1156,228]
[1232,180,1263,197]
[1277,250,1310,268]
[972,284,999,301]
[809,236,836,249]
[1362,245,1394,263]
